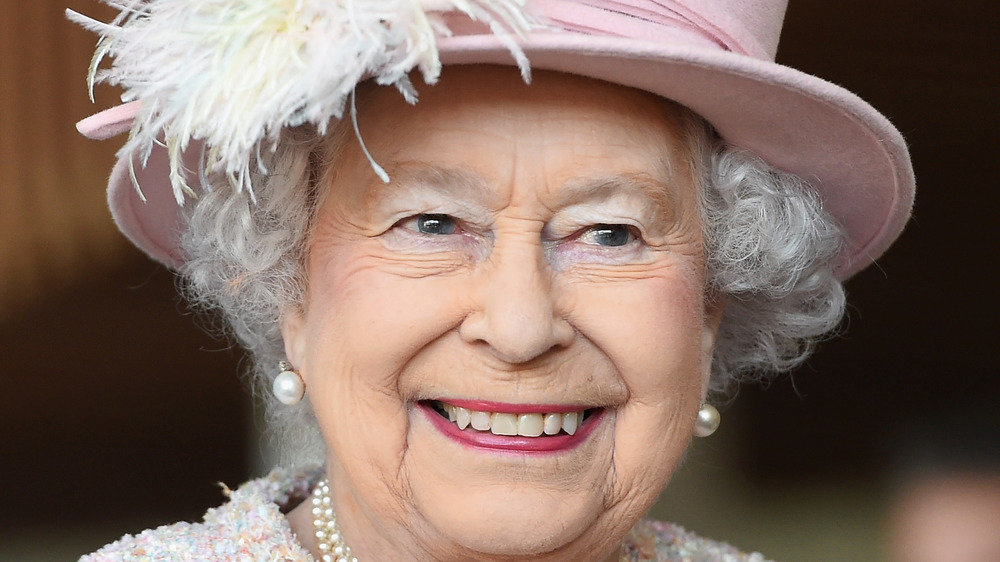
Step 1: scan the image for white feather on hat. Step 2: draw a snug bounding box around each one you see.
[67,0,540,204]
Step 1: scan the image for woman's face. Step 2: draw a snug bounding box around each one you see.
[282,67,722,560]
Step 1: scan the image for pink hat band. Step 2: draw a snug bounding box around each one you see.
[521,0,785,59]
[76,0,912,278]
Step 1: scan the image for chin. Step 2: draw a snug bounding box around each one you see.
[417,485,607,558]
[399,404,621,558]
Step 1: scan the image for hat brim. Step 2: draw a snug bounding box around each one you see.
[99,31,913,278]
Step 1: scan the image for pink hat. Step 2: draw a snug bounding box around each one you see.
[74,0,913,279]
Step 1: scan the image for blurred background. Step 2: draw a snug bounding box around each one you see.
[1,0,997,560]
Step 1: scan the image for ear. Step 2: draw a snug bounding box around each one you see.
[280,307,307,369]
[700,291,726,397]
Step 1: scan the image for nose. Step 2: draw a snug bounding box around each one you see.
[459,236,574,365]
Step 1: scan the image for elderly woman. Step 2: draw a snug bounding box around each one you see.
[72,0,912,560]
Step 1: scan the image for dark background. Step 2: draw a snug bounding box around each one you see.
[2,0,997,554]
[739,0,999,484]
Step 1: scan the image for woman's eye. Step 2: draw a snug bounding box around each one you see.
[412,214,458,235]
[579,224,634,247]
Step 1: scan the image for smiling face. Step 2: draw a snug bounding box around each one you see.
[281,67,722,561]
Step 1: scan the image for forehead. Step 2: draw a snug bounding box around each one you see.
[321,67,700,211]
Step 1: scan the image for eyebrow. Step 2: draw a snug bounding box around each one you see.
[556,173,681,226]
[363,163,500,212]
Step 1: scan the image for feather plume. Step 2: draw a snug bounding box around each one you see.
[67,0,540,203]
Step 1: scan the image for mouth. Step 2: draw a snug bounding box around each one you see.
[418,399,604,453]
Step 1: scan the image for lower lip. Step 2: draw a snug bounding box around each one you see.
[418,403,605,454]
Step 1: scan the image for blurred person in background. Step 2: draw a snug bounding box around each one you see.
[888,410,1000,562]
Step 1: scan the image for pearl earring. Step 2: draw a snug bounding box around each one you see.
[273,361,305,405]
[694,403,721,437]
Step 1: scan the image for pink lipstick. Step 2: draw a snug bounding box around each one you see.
[418,400,604,453]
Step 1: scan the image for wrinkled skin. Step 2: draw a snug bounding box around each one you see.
[282,66,723,561]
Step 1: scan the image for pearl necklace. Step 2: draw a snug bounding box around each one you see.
[311,478,358,562]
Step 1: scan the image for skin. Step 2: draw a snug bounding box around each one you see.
[282,66,724,561]
[888,473,1000,562]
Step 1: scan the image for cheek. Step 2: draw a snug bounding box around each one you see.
[306,239,470,373]
[568,271,706,397]
[301,241,474,444]
[567,271,705,499]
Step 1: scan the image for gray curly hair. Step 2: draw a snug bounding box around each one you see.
[178,102,845,464]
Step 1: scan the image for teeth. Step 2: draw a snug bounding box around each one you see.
[562,412,579,436]
[456,407,471,430]
[543,413,562,435]
[437,402,588,437]
[470,410,491,431]
[490,413,518,436]
[517,413,544,437]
